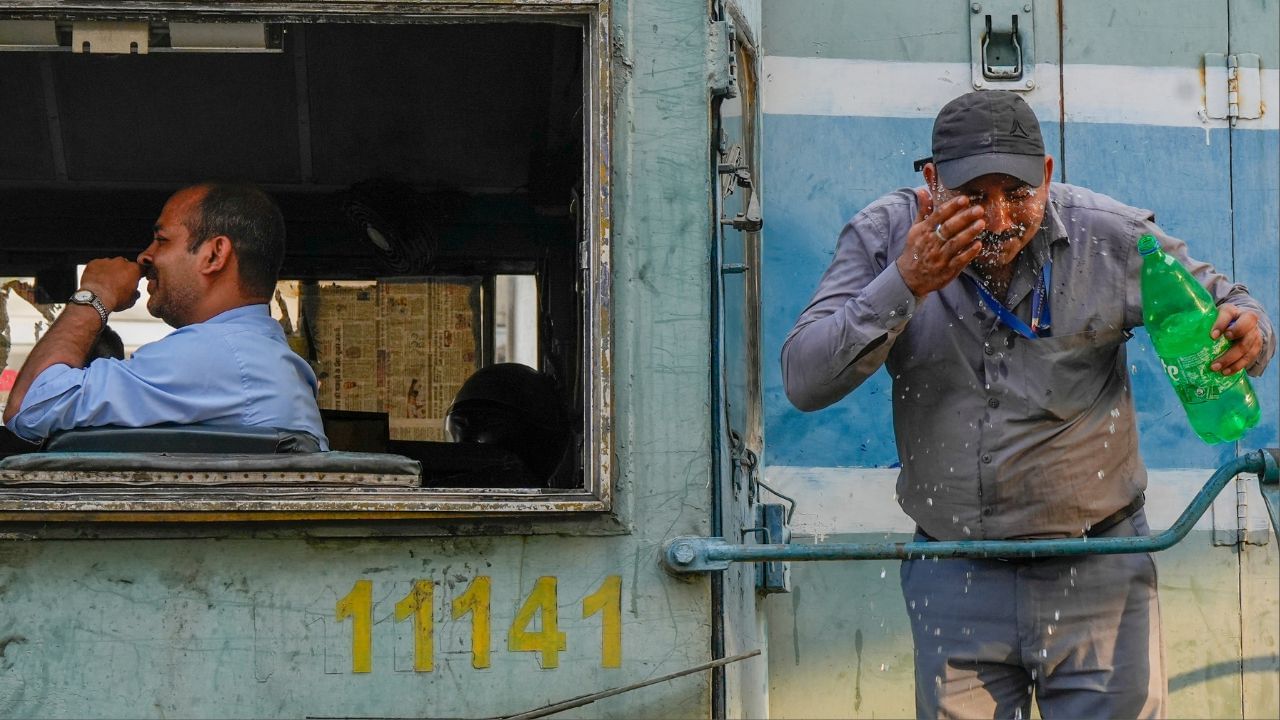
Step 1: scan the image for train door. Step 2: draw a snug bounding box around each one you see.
[755,1,1278,717]
[1060,2,1279,715]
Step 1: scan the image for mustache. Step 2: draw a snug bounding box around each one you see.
[977,225,1027,245]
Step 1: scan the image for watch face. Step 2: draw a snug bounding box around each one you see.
[72,290,95,304]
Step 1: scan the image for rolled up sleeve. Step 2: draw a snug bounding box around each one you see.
[6,363,86,442]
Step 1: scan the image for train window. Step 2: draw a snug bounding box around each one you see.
[0,7,612,521]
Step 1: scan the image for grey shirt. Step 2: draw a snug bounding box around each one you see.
[782,183,1274,540]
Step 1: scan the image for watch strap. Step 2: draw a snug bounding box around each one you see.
[70,290,109,327]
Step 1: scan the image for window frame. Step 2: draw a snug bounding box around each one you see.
[0,0,614,522]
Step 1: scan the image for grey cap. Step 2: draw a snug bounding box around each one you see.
[932,90,1046,188]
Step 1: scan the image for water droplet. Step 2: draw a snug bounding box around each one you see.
[1047,625,1054,636]
[1054,610,1060,620]
[1097,470,1105,479]
[962,526,972,536]
[927,497,934,506]
[880,568,887,579]
[880,663,887,671]
[933,627,941,636]
[1041,648,1048,658]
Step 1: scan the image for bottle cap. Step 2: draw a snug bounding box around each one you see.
[1136,234,1160,256]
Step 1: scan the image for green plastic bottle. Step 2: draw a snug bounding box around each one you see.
[1138,234,1259,443]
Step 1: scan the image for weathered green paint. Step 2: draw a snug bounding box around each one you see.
[0,0,731,717]
[761,0,1060,66]
[0,536,711,718]
[762,0,1242,70]
[1230,0,1280,66]
[763,534,916,720]
[1061,0,1229,67]
[1241,535,1280,717]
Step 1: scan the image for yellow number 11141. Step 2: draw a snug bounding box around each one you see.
[335,575,622,673]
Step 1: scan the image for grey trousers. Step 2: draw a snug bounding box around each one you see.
[900,509,1166,720]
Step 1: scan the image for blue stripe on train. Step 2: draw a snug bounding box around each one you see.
[761,114,1277,468]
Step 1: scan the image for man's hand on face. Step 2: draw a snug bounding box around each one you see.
[896,187,987,297]
[1210,304,1266,375]
[79,257,144,312]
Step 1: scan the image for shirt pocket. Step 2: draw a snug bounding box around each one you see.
[1021,328,1128,421]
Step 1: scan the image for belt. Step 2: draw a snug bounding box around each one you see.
[1087,492,1146,536]
[914,493,1146,543]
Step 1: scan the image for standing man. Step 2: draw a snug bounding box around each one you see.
[3,182,328,449]
[782,91,1273,718]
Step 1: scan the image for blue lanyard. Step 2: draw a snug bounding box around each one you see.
[962,260,1052,340]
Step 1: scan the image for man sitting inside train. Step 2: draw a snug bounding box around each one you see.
[1,182,328,450]
[782,91,1274,719]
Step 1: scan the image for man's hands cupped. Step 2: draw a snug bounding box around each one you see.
[896,188,987,297]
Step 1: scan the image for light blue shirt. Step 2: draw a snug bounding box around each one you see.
[7,304,329,449]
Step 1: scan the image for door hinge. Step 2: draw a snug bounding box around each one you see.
[707,18,738,99]
[716,147,763,234]
[1204,53,1263,124]
[1213,474,1273,546]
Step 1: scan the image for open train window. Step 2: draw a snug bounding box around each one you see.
[0,3,612,521]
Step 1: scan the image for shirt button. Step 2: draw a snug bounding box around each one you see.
[981,454,992,464]
[987,397,1000,408]
[895,305,907,316]
[983,507,994,516]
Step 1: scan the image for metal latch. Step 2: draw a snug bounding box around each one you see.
[739,503,791,593]
[1204,53,1263,124]
[707,18,738,99]
[969,2,1036,90]
[717,153,763,233]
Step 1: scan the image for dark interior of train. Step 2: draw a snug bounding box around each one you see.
[0,20,587,489]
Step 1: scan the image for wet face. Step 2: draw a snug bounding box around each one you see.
[136,187,207,328]
[935,165,1051,276]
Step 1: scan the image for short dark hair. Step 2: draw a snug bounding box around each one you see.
[184,182,286,297]
[90,324,125,361]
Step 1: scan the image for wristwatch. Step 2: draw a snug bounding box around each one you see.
[68,289,109,327]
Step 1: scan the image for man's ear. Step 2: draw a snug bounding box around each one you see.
[922,162,938,194]
[198,235,233,275]
[1043,155,1055,186]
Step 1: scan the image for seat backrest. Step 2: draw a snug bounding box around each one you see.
[43,424,322,454]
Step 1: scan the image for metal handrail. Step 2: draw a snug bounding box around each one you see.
[663,448,1279,574]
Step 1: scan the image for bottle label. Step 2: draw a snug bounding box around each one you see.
[1158,336,1234,404]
